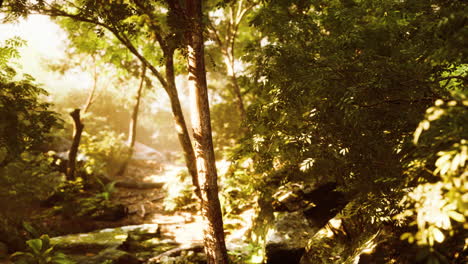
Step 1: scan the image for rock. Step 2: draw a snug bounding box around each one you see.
[265,211,319,264]
[71,248,140,264]
[90,203,128,221]
[132,142,165,162]
[302,182,348,228]
[271,182,348,229]
[300,204,381,264]
[51,224,160,254]
[119,226,167,252]
[272,183,310,212]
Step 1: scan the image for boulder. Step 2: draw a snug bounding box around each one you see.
[70,248,140,264]
[265,211,319,264]
[300,204,381,264]
[50,224,160,254]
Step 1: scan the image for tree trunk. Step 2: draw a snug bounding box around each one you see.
[230,70,246,121]
[128,64,146,152]
[82,56,98,113]
[186,1,229,263]
[223,50,246,120]
[117,63,147,176]
[164,52,201,198]
[67,108,84,180]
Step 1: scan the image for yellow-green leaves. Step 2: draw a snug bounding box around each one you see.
[300,158,315,172]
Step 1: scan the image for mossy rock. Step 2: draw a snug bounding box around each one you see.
[69,248,140,264]
[50,224,159,254]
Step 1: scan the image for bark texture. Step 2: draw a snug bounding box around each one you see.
[186,0,229,263]
[67,108,84,180]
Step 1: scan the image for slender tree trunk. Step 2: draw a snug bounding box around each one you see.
[67,109,84,180]
[223,50,246,120]
[128,65,146,150]
[164,52,201,197]
[82,56,98,114]
[208,1,253,122]
[186,1,229,263]
[117,64,147,176]
[228,63,246,121]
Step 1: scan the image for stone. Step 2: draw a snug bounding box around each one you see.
[299,204,381,264]
[50,224,160,254]
[70,248,140,264]
[265,211,319,264]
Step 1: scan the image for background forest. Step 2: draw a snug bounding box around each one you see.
[0,0,466,264]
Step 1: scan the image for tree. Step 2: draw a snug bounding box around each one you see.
[242,0,466,262]
[1,0,202,195]
[1,1,229,261]
[117,62,147,175]
[183,0,230,262]
[206,0,257,121]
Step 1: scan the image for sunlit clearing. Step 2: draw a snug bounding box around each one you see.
[155,215,204,245]
[143,163,184,183]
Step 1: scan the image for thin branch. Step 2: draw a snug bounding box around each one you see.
[38,6,169,89]
[207,18,225,49]
[133,0,169,53]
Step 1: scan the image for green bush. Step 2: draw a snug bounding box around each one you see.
[79,130,130,176]
[162,170,198,212]
[11,235,75,264]
[0,38,63,251]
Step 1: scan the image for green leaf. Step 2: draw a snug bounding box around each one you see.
[26,238,42,254]
[22,221,38,236]
[40,234,51,249]
[10,251,26,258]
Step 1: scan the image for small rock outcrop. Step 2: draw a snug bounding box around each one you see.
[265,211,318,264]
[72,248,140,264]
[265,182,349,263]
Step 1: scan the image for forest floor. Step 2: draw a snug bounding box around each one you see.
[34,159,206,246]
[109,160,204,246]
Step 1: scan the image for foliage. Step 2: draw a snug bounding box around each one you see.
[220,159,258,218]
[11,235,75,264]
[162,170,198,212]
[79,130,130,176]
[46,178,123,221]
[0,152,64,203]
[0,38,60,167]
[241,0,467,261]
[0,39,63,251]
[396,90,467,262]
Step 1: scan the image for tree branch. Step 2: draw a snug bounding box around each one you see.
[37,6,169,90]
